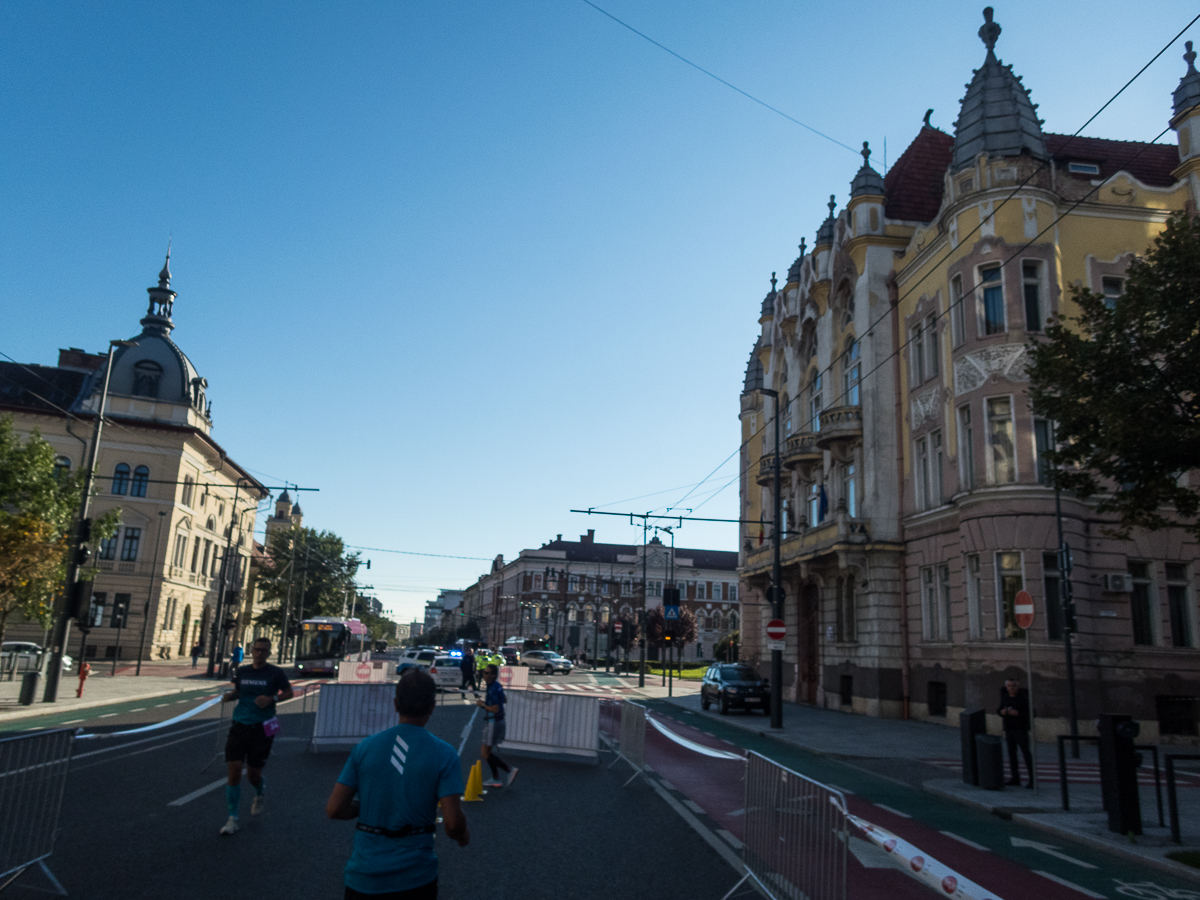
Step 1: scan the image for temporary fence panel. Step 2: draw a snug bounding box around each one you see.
[504,690,599,761]
[337,660,391,684]
[605,699,647,786]
[309,683,397,751]
[735,750,847,900]
[0,728,73,894]
[498,666,528,689]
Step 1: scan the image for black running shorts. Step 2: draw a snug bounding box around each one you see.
[225,721,274,768]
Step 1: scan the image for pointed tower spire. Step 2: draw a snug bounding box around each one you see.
[850,142,885,197]
[143,247,177,336]
[815,195,837,246]
[1173,40,1200,117]
[158,240,172,289]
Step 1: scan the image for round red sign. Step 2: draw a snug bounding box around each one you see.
[614,621,623,634]
[356,663,372,680]
[766,619,786,641]
[1014,589,1035,630]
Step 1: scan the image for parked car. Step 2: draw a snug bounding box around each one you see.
[700,664,769,715]
[428,655,463,691]
[519,650,574,675]
[397,650,437,674]
[497,647,519,666]
[0,642,73,674]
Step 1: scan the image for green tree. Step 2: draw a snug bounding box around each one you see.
[1028,212,1200,539]
[714,630,740,662]
[0,416,118,648]
[253,525,361,644]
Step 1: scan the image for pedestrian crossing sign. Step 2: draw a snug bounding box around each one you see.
[664,605,680,620]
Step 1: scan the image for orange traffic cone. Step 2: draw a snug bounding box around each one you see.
[463,760,484,801]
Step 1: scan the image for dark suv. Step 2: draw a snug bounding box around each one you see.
[700,664,769,715]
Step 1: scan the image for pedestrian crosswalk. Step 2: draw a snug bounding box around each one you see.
[921,757,1200,786]
[529,683,635,695]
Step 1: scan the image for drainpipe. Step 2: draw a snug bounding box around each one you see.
[889,274,911,720]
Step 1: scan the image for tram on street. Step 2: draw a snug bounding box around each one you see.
[295,616,370,675]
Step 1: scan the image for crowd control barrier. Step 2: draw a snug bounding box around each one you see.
[498,666,529,690]
[337,660,391,683]
[724,751,848,900]
[0,729,72,895]
[504,690,599,762]
[308,683,397,752]
[606,700,647,786]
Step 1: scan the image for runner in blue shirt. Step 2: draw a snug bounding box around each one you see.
[327,668,469,899]
[219,637,292,835]
[476,664,517,789]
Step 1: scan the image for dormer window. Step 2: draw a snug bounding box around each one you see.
[132,360,162,399]
[1067,162,1100,175]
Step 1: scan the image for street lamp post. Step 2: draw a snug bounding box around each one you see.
[753,353,785,730]
[135,510,168,675]
[44,338,137,702]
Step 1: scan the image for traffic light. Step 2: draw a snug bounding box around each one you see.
[79,517,92,543]
[663,633,672,644]
[111,597,129,629]
[663,587,681,605]
[67,580,93,620]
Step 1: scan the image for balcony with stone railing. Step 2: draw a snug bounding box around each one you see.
[815,406,863,460]
[756,453,779,487]
[783,431,823,481]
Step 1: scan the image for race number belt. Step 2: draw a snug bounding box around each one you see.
[356,822,437,839]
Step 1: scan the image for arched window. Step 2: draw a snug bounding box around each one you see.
[132,360,163,398]
[728,612,739,631]
[206,516,216,532]
[842,339,861,406]
[131,465,149,497]
[111,463,130,495]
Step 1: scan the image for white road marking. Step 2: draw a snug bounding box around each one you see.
[458,707,479,757]
[683,799,706,815]
[62,719,85,725]
[873,803,911,818]
[716,829,743,850]
[168,777,228,807]
[1011,837,1097,868]
[727,808,745,817]
[154,703,170,708]
[1034,870,1106,898]
[940,830,989,851]
[129,708,146,712]
[658,778,677,792]
[646,779,742,871]
[98,713,117,718]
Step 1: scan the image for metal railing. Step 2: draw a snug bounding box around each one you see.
[1165,754,1200,844]
[0,729,73,895]
[1055,734,1163,826]
[604,699,647,786]
[727,750,847,900]
[504,690,599,762]
[308,683,398,752]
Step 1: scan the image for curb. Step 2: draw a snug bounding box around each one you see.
[0,684,221,725]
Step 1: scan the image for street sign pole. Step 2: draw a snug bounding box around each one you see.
[1015,589,1037,790]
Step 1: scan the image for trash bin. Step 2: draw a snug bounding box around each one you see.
[960,708,987,785]
[976,734,1005,790]
[19,670,41,706]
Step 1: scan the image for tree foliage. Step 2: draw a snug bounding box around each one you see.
[1028,212,1200,539]
[714,630,740,662]
[253,525,361,641]
[0,416,118,647]
[644,605,697,647]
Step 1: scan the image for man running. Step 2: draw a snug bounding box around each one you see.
[220,637,293,835]
[327,667,469,899]
[476,664,516,789]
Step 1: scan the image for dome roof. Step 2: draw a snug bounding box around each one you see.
[277,490,292,504]
[787,239,807,283]
[742,339,764,394]
[815,195,837,246]
[950,8,1046,172]
[760,273,778,318]
[1174,41,1200,117]
[849,142,886,197]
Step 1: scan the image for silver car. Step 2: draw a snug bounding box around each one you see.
[0,642,73,673]
[519,650,573,675]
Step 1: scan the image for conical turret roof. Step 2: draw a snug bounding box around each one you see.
[1174,41,1200,117]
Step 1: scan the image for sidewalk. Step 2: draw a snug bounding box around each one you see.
[663,692,1200,884]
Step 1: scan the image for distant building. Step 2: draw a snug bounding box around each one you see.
[739,12,1200,739]
[462,530,738,659]
[0,256,267,663]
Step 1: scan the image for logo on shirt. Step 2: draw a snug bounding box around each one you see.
[391,735,408,775]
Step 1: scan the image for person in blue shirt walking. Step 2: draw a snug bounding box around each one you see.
[219,637,292,835]
[327,667,469,899]
[476,664,517,789]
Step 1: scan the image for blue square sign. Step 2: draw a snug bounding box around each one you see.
[664,605,680,620]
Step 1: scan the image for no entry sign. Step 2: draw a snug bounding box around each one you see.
[356,662,372,681]
[1014,590,1035,630]
[614,621,623,634]
[766,619,786,641]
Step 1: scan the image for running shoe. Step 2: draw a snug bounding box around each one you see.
[251,795,265,816]
[507,767,519,788]
[483,779,503,788]
[219,816,239,835]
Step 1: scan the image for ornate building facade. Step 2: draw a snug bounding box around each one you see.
[1,256,267,663]
[739,13,1200,739]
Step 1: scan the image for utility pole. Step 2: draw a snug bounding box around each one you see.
[45,338,137,702]
[639,516,649,688]
[135,510,168,675]
[207,479,246,678]
[295,540,311,644]
[1055,480,1080,757]
[279,524,297,662]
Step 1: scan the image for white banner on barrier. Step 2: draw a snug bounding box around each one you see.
[337,660,390,683]
[498,666,528,689]
[504,690,598,760]
[310,683,397,751]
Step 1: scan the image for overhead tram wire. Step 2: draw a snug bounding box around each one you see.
[650,13,1200,510]
[577,0,859,155]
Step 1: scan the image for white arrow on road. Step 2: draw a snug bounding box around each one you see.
[1010,837,1097,868]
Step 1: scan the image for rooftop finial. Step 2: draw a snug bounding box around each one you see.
[861,141,871,165]
[158,239,172,289]
[979,7,1000,55]
[770,272,777,293]
[1186,41,1197,74]
[798,238,806,257]
[923,108,934,128]
[827,194,836,217]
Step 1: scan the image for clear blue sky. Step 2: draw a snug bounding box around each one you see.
[2,1,1195,623]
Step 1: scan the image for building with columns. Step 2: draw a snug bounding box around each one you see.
[739,13,1200,740]
[461,530,738,660]
[0,255,267,663]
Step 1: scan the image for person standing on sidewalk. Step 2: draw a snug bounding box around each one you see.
[460,647,476,695]
[476,664,516,789]
[326,668,469,899]
[998,677,1034,787]
[190,643,202,668]
[219,637,293,834]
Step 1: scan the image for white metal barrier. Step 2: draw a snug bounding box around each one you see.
[604,699,647,786]
[504,690,599,762]
[724,750,847,900]
[498,665,528,689]
[308,683,397,752]
[337,659,391,683]
[0,729,72,895]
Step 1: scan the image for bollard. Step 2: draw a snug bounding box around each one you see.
[76,662,91,698]
[19,670,41,706]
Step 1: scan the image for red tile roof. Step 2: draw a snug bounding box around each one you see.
[884,127,954,223]
[1045,134,1179,188]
